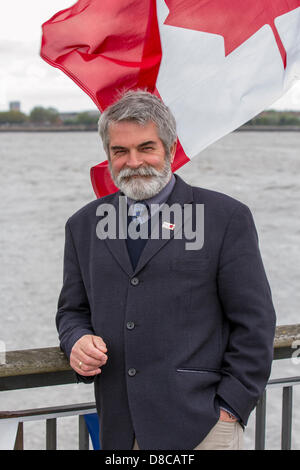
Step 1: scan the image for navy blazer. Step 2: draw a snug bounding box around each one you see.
[56,174,276,450]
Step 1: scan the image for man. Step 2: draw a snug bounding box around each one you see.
[56,90,276,450]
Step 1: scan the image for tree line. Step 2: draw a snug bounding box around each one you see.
[0,107,99,126]
[248,110,300,126]
[0,107,299,126]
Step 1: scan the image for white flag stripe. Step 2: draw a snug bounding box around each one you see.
[275,8,300,82]
[156,0,300,158]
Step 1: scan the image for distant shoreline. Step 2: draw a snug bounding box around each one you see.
[1,125,300,132]
[0,125,97,132]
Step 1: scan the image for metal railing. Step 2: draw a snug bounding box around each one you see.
[1,323,300,450]
[1,403,96,450]
[255,377,300,450]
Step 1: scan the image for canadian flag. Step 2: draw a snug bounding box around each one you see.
[41,0,300,197]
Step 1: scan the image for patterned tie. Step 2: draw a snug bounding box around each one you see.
[128,201,149,225]
[126,201,151,270]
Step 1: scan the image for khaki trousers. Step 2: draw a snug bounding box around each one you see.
[132,420,244,450]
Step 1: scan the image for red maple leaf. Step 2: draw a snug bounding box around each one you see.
[164,0,300,68]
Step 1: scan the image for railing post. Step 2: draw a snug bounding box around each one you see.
[46,418,57,450]
[281,386,293,450]
[255,390,266,450]
[13,422,24,450]
[79,415,89,450]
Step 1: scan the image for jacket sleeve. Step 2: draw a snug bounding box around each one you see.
[216,203,276,425]
[56,219,95,366]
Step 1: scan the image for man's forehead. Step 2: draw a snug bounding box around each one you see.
[108,120,160,146]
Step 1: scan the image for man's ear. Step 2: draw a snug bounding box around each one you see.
[170,140,177,164]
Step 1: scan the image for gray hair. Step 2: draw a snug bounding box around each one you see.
[98,90,177,159]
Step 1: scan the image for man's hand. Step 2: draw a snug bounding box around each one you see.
[219,409,238,422]
[70,334,108,376]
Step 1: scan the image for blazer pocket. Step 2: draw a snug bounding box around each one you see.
[176,367,221,374]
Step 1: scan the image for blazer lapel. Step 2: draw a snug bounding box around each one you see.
[103,191,134,276]
[133,175,194,275]
[102,175,194,276]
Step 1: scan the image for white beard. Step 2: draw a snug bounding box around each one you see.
[109,160,172,200]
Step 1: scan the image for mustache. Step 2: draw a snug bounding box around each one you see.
[118,166,161,179]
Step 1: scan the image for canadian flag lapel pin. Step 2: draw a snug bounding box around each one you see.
[162,221,175,230]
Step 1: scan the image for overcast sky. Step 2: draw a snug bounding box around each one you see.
[1,0,300,114]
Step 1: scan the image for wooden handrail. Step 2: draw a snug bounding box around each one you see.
[0,347,70,378]
[0,324,299,379]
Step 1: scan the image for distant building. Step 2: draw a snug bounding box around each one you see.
[59,110,100,124]
[59,110,100,120]
[86,110,100,117]
[59,112,79,122]
[9,101,21,112]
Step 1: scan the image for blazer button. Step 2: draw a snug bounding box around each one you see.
[126,321,135,330]
[128,368,137,377]
[130,277,139,286]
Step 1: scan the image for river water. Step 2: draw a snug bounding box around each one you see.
[0,131,299,449]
